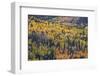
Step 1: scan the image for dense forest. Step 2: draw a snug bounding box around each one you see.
[28,15,88,60]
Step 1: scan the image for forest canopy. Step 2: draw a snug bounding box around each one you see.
[28,15,88,60]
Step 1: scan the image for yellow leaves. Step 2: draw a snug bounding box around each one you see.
[28,20,86,45]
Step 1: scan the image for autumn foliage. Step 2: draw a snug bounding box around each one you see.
[28,15,88,60]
